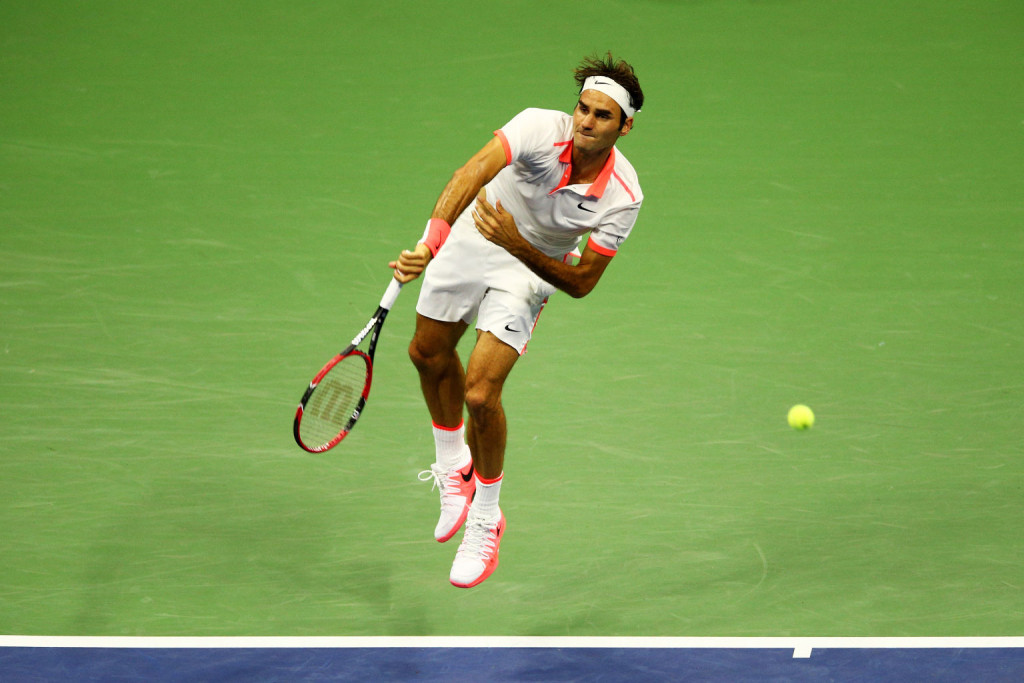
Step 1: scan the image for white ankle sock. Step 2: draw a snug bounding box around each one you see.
[433,421,468,470]
[471,474,502,521]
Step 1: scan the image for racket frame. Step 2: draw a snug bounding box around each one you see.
[293,279,402,452]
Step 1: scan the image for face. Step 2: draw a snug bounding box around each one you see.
[573,89,633,154]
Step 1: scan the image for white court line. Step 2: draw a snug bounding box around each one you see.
[2,636,1024,660]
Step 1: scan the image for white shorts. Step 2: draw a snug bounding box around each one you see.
[416,221,557,354]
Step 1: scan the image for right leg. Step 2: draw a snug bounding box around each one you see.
[410,313,475,543]
[408,313,469,429]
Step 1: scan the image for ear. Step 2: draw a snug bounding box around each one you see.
[618,117,634,136]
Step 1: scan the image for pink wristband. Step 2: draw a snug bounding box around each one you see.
[419,218,452,257]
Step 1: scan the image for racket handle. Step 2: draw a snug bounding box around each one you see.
[380,277,403,311]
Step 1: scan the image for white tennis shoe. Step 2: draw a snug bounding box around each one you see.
[419,459,476,543]
[449,510,505,588]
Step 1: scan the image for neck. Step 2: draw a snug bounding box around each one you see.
[569,146,612,185]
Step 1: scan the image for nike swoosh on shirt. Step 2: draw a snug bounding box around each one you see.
[504,323,520,333]
[577,202,597,213]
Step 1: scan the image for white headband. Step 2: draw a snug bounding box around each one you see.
[581,75,638,118]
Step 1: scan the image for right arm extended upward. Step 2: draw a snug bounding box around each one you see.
[390,136,509,283]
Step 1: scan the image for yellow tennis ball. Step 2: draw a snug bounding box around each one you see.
[788,404,814,430]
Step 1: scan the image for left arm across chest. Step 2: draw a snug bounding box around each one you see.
[473,190,615,298]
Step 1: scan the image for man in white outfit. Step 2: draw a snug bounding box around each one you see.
[391,53,645,588]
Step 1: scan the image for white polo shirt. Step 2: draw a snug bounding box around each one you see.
[488,107,643,260]
[417,107,643,352]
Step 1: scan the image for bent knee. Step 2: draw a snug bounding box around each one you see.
[408,317,466,370]
[408,337,439,370]
[408,332,461,374]
[464,380,501,417]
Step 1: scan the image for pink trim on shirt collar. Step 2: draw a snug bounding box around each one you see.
[550,140,616,198]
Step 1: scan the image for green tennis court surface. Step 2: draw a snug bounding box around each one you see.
[2,0,1021,638]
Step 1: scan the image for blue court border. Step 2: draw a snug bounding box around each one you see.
[2,637,1023,681]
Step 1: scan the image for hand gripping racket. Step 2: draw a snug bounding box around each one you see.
[294,278,403,452]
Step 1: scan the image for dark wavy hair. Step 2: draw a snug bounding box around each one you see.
[573,53,644,126]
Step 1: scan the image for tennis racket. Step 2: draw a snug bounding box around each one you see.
[293,278,403,453]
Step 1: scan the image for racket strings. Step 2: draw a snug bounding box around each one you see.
[300,354,369,449]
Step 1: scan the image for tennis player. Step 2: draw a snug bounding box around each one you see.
[390,53,644,588]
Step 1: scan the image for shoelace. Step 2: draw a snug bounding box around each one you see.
[417,465,446,491]
[458,517,499,559]
[418,465,464,511]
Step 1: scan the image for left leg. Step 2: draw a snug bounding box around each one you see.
[442,256,547,587]
[449,331,519,588]
[463,330,521,480]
